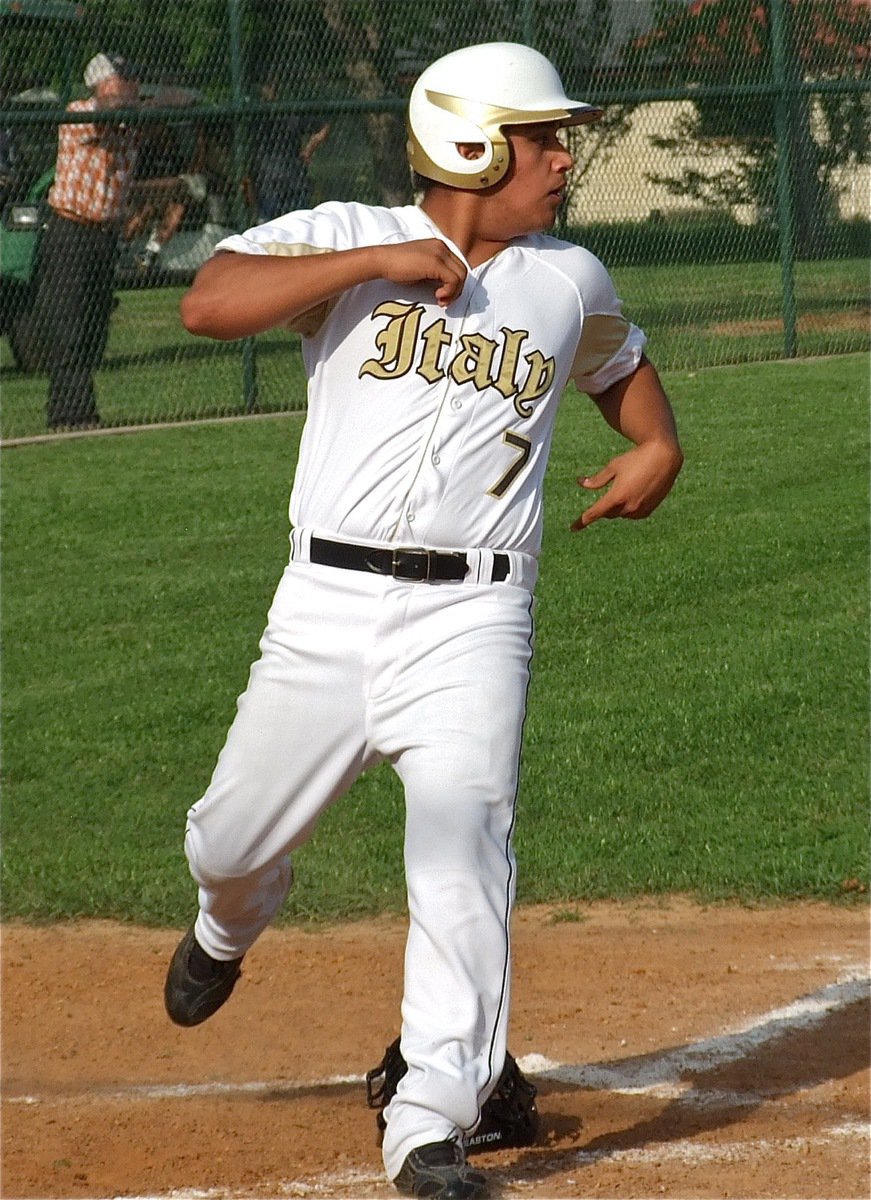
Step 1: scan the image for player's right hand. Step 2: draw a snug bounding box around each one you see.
[375,239,467,307]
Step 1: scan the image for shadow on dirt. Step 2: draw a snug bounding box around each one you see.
[508,977,870,1185]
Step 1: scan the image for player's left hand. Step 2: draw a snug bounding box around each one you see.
[571,439,682,530]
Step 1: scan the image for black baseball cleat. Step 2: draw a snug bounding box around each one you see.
[393,1140,487,1199]
[164,925,243,1027]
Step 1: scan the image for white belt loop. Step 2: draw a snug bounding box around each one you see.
[290,527,313,564]
[500,550,536,591]
[475,548,494,585]
[515,554,538,591]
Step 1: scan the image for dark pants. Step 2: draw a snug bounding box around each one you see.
[32,212,119,428]
[253,171,312,223]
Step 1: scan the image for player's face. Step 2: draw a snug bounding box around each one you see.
[491,122,574,235]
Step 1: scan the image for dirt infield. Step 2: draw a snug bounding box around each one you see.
[3,899,869,1199]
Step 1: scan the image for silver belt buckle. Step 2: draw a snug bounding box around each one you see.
[391,548,433,582]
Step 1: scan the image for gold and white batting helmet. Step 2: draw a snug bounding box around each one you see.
[407,42,602,189]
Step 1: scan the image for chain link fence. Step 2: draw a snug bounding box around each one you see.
[0,0,868,438]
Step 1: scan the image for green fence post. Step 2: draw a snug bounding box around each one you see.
[768,0,798,359]
[228,0,258,412]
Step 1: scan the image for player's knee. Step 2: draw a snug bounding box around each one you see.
[405,798,514,883]
[183,820,252,884]
[185,826,293,904]
[408,771,516,842]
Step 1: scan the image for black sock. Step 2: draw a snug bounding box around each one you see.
[189,938,236,982]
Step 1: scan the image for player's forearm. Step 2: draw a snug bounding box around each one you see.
[574,359,683,529]
[594,358,682,459]
[179,247,386,340]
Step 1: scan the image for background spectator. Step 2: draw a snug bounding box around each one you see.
[246,78,330,222]
[29,52,138,429]
[124,86,209,274]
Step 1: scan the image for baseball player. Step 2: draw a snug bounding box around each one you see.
[165,42,683,1199]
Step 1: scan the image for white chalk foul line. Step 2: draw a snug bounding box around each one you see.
[101,1124,871,1200]
[569,1120,871,1168]
[303,1121,871,1195]
[7,966,868,1118]
[517,970,870,1099]
[9,1073,366,1107]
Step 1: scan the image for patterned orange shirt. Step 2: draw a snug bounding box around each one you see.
[49,98,137,225]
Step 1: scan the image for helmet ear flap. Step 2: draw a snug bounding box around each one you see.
[464,129,510,189]
[407,98,509,189]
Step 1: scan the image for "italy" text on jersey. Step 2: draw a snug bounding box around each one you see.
[359,301,555,418]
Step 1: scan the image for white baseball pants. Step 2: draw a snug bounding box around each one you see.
[183,551,535,1179]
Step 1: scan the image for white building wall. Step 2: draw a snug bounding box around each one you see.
[567,99,869,225]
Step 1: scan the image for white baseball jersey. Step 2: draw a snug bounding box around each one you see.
[216,201,646,558]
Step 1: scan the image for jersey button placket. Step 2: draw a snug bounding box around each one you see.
[397,284,474,540]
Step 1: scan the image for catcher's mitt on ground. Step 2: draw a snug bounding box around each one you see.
[365,1038,539,1153]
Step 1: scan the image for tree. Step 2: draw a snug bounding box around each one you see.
[82,0,235,92]
[319,0,412,206]
[632,0,870,251]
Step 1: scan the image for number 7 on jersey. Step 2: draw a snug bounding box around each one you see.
[488,430,532,499]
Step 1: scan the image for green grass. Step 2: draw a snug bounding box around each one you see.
[0,286,310,440]
[615,258,870,368]
[1,257,867,439]
[1,355,868,924]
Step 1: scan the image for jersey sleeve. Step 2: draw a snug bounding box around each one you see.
[212,203,358,336]
[213,202,360,257]
[568,251,647,396]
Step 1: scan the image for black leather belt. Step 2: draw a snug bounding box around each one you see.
[310,536,510,583]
